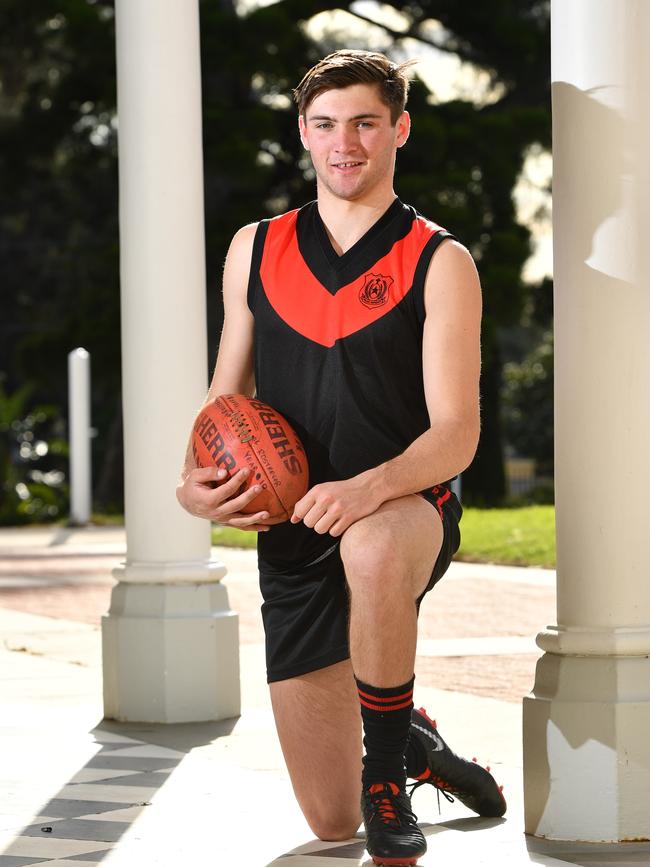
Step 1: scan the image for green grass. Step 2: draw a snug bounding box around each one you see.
[211,525,258,549]
[457,505,555,568]
[89,512,127,526]
[211,505,556,568]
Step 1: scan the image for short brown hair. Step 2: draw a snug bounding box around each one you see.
[293,50,415,125]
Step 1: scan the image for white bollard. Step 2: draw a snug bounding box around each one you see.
[68,348,92,525]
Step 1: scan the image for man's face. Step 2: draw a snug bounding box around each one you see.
[298,83,410,202]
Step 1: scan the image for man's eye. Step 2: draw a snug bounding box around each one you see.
[357,122,373,128]
[316,123,333,130]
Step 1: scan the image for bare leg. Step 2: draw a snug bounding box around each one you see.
[267,496,441,841]
[269,659,363,841]
[340,494,443,687]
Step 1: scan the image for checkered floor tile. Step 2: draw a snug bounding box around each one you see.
[0,728,183,866]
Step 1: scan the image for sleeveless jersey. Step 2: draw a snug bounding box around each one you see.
[247,198,456,569]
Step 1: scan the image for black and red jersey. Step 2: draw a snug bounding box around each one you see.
[247,197,455,567]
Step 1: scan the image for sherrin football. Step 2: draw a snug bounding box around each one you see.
[192,393,309,524]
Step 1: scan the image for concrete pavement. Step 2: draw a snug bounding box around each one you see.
[1,525,647,866]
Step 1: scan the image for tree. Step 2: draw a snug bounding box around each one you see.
[203,0,552,503]
[0,0,551,517]
[502,329,553,479]
[0,0,122,511]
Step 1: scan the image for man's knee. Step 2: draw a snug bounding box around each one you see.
[305,806,360,842]
[340,496,443,599]
[340,519,401,592]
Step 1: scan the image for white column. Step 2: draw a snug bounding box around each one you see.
[523,0,650,841]
[102,0,240,723]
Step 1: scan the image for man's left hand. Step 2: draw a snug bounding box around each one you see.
[290,474,383,537]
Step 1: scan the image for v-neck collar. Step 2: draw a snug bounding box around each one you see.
[314,198,403,270]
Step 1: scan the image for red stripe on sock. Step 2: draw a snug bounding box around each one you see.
[357,687,413,704]
[359,697,414,712]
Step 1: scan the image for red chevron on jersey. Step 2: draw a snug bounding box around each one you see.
[259,209,444,348]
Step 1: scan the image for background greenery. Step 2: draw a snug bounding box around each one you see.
[0,0,553,523]
[211,505,557,568]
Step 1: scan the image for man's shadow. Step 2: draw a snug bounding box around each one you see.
[525,78,637,834]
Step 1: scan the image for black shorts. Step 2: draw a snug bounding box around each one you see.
[258,485,462,683]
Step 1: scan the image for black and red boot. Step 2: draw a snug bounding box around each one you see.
[407,707,506,817]
[361,781,427,866]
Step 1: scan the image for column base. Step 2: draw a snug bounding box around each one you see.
[102,581,240,723]
[537,624,650,656]
[112,558,227,584]
[523,652,650,842]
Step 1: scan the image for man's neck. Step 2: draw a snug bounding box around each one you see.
[316,187,397,256]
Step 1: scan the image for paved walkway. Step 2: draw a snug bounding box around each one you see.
[1,526,647,866]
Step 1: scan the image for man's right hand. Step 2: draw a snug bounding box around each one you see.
[176,466,271,531]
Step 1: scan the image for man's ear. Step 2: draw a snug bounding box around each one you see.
[298,114,309,151]
[396,111,411,148]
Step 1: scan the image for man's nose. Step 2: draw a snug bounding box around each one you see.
[334,126,359,151]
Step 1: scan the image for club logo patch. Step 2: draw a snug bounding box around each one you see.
[359,273,394,309]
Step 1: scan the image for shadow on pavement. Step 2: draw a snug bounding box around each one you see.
[263,818,507,866]
[0,716,238,865]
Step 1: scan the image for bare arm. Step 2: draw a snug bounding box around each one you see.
[291,239,482,536]
[364,239,482,499]
[176,223,271,530]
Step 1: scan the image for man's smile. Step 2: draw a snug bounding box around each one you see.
[331,160,364,171]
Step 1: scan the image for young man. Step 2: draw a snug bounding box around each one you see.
[177,50,505,866]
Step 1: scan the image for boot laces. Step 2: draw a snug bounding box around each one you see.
[408,777,455,813]
[368,783,416,827]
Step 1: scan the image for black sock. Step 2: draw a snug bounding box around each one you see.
[356,675,414,791]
